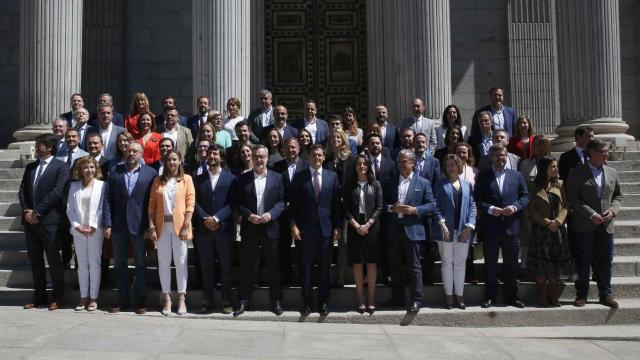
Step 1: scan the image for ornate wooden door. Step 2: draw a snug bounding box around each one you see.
[265,0,368,122]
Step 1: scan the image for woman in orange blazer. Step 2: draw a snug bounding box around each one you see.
[148,150,195,316]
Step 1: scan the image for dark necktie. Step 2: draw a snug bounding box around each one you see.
[313,170,321,200]
[33,160,45,190]
[582,151,588,164]
[67,150,74,166]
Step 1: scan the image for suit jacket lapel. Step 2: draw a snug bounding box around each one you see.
[488,170,501,197]
[444,181,454,208]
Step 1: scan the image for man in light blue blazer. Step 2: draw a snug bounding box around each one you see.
[383,149,436,313]
[291,100,330,146]
[470,86,517,138]
[86,104,126,161]
[474,143,529,309]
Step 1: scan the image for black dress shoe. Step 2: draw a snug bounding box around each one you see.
[318,302,330,316]
[407,301,421,313]
[509,299,525,308]
[300,304,312,316]
[233,301,249,317]
[481,299,494,308]
[458,303,466,310]
[272,300,284,316]
[356,305,366,314]
[198,302,211,314]
[366,306,376,315]
[599,297,619,309]
[109,301,130,313]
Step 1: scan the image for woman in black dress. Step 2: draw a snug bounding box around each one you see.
[344,154,383,314]
[527,156,575,307]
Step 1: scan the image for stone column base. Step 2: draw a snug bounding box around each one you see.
[552,118,635,151]
[12,125,52,142]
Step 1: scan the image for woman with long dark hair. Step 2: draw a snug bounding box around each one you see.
[527,156,575,307]
[437,105,466,149]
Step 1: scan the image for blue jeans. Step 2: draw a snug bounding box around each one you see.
[112,232,147,305]
[574,227,614,299]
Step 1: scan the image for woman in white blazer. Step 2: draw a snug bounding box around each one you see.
[66,156,108,311]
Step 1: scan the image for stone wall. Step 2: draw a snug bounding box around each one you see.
[620,0,640,139]
[0,0,20,147]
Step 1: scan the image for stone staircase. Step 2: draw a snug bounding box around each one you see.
[1,145,640,327]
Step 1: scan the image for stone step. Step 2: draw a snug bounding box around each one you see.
[621,182,640,193]
[623,151,640,160]
[616,207,640,220]
[607,160,640,171]
[0,168,24,179]
[623,194,640,207]
[614,220,640,238]
[0,216,22,231]
[619,171,640,182]
[0,191,19,204]
[0,203,21,217]
[1,286,639,328]
[0,179,22,191]
[0,159,24,168]
[616,238,640,256]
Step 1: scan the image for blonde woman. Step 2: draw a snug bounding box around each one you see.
[124,92,150,139]
[66,156,108,311]
[148,150,196,316]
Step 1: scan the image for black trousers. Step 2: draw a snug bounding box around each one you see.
[25,223,65,302]
[239,227,282,303]
[389,224,423,303]
[55,217,73,266]
[197,230,233,304]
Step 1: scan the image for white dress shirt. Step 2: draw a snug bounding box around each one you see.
[163,178,177,217]
[492,108,505,129]
[163,127,178,147]
[99,123,113,155]
[305,118,318,143]
[287,159,298,181]
[588,161,605,198]
[396,173,413,219]
[33,156,53,188]
[261,107,274,127]
[254,170,267,215]
[209,167,221,192]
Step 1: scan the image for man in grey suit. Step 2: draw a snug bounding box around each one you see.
[55,128,89,167]
[87,104,125,161]
[401,98,437,153]
[567,139,623,308]
[156,106,194,158]
[247,89,275,142]
[477,129,520,171]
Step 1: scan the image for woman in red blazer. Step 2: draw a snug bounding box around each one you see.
[508,115,535,160]
[135,111,162,165]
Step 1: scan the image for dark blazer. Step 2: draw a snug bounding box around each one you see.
[272,158,309,199]
[234,170,285,240]
[61,111,73,124]
[566,163,623,235]
[156,113,188,128]
[477,152,521,172]
[467,132,492,165]
[88,112,124,127]
[474,168,529,236]
[18,158,69,225]
[383,174,436,241]
[470,104,517,138]
[382,123,399,150]
[86,124,126,161]
[415,153,441,185]
[262,124,298,142]
[371,153,397,188]
[344,180,383,223]
[248,107,275,141]
[291,118,330,145]
[289,168,342,238]
[194,170,237,234]
[187,113,208,140]
[558,147,583,181]
[102,163,158,235]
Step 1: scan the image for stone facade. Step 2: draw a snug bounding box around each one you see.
[1,0,639,147]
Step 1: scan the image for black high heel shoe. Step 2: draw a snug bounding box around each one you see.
[366,305,376,315]
[357,305,366,314]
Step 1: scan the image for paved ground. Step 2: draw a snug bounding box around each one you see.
[0,306,639,359]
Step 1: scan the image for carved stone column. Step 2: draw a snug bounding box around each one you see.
[15,0,83,141]
[508,0,560,135]
[192,0,251,114]
[367,0,451,123]
[554,0,633,150]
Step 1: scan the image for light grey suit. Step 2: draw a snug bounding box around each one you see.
[87,124,126,161]
[55,146,89,167]
[401,116,437,152]
[155,124,194,159]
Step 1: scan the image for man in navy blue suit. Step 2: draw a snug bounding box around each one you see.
[375,105,399,151]
[187,96,210,140]
[87,93,124,127]
[474,143,529,308]
[103,142,157,314]
[156,96,188,128]
[194,144,237,314]
[291,100,330,146]
[19,134,70,310]
[470,86,517,138]
[383,149,436,313]
[262,105,298,143]
[60,93,85,124]
[233,145,286,316]
[290,144,342,315]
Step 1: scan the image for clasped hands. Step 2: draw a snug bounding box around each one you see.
[74,225,96,236]
[591,209,614,225]
[390,203,417,215]
[248,213,272,225]
[353,219,374,236]
[23,210,39,225]
[490,206,517,217]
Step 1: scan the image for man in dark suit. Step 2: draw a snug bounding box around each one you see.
[52,118,68,155]
[467,110,494,165]
[474,143,529,308]
[156,96,187,128]
[382,149,436,313]
[559,126,595,181]
[392,127,416,160]
[88,93,124,127]
[272,137,309,285]
[103,142,157,314]
[19,134,69,310]
[262,105,298,143]
[233,145,286,316]
[375,105,399,151]
[194,144,237,314]
[291,100,330,146]
[72,107,91,150]
[187,96,210,140]
[60,93,85,124]
[290,144,342,315]
[470,86,517,138]
[567,139,623,308]
[477,129,521,171]
[85,133,110,175]
[86,104,126,162]
[247,89,275,142]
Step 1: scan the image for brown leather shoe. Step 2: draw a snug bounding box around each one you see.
[23,303,38,309]
[134,306,147,315]
[599,297,619,309]
[573,298,587,307]
[48,302,59,311]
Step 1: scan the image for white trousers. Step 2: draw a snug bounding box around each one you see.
[72,231,103,299]
[157,221,188,293]
[438,240,470,296]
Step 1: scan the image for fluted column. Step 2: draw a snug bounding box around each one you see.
[554,0,633,150]
[508,0,560,135]
[82,0,124,112]
[15,0,83,141]
[249,0,266,110]
[367,0,451,123]
[192,0,251,114]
